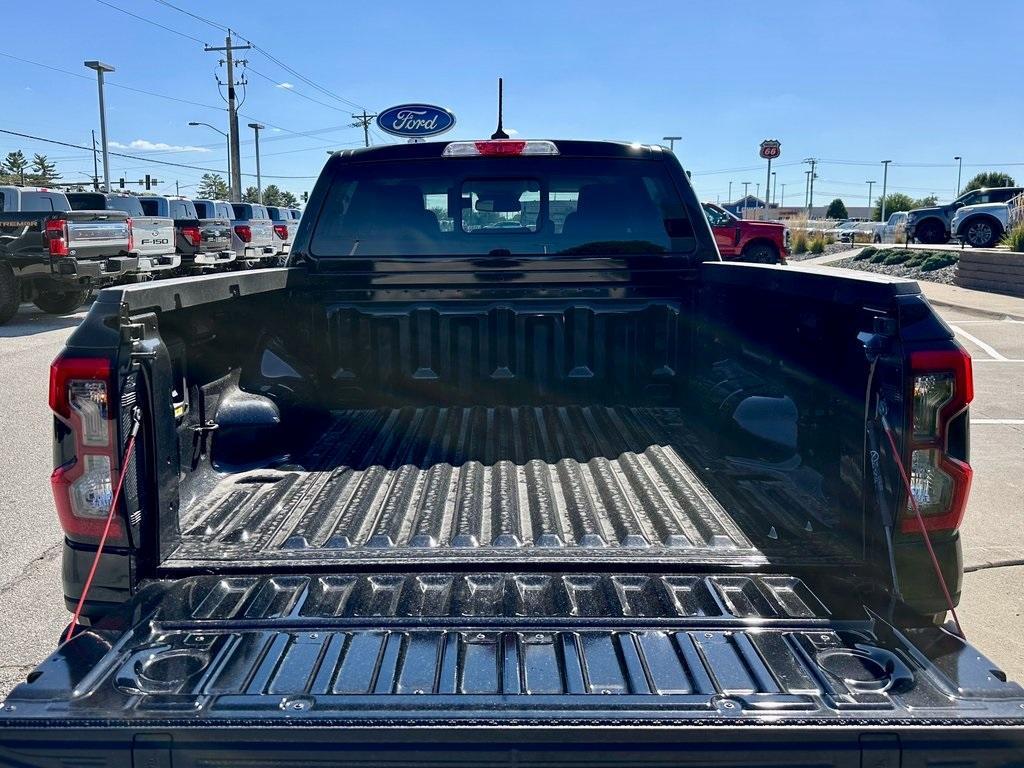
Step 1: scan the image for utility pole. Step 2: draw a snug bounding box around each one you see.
[84,61,115,193]
[804,170,811,208]
[742,181,751,217]
[780,183,786,207]
[728,181,733,205]
[205,31,251,202]
[771,171,777,206]
[351,110,377,148]
[954,156,963,196]
[880,160,892,224]
[866,180,876,213]
[91,130,99,191]
[663,136,681,151]
[805,158,817,217]
[755,182,760,206]
[248,122,265,203]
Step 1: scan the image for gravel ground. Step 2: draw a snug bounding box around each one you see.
[829,253,959,284]
[788,242,857,261]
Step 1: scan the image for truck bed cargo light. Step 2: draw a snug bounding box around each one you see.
[443,140,559,157]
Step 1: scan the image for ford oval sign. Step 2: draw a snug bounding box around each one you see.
[376,103,456,138]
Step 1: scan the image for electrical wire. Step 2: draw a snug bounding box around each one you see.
[93,0,208,44]
[244,65,350,114]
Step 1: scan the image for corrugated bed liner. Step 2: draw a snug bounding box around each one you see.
[166,406,769,567]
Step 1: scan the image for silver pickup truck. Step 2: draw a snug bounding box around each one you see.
[67,192,179,274]
[230,202,277,265]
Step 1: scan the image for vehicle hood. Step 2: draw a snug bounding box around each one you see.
[907,205,949,219]
[951,202,1007,221]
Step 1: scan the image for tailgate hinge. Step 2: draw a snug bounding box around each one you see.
[133,734,172,768]
[859,733,901,768]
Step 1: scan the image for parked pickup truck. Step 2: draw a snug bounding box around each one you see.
[230,201,277,265]
[3,140,1024,763]
[951,201,1011,248]
[701,201,788,262]
[267,204,297,261]
[190,198,238,268]
[874,211,908,244]
[67,192,179,275]
[0,186,135,323]
[907,186,1023,244]
[140,195,235,270]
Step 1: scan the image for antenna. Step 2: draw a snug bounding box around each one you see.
[491,77,509,140]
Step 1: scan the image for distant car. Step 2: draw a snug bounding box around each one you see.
[907,186,1023,244]
[701,202,788,263]
[229,202,277,265]
[874,212,908,244]
[266,205,297,260]
[951,202,1009,248]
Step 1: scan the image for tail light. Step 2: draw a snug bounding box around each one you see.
[45,218,69,257]
[49,356,126,545]
[234,224,252,243]
[182,225,202,247]
[126,218,134,253]
[442,140,559,157]
[273,224,288,240]
[901,346,974,534]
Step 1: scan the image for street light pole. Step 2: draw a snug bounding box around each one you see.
[954,156,963,196]
[662,136,682,151]
[880,160,892,224]
[728,181,733,205]
[188,122,231,193]
[771,171,777,205]
[84,60,115,193]
[248,123,265,203]
[780,183,786,207]
[866,180,876,213]
[742,181,750,217]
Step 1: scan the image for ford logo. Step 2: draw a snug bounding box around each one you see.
[376,103,456,138]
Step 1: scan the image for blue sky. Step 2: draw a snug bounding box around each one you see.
[3,0,1022,205]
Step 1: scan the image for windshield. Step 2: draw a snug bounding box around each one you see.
[310,156,694,257]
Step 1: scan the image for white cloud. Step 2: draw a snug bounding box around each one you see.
[505,128,519,136]
[109,139,212,153]
[276,82,294,89]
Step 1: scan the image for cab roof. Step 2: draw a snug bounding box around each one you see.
[329,139,669,162]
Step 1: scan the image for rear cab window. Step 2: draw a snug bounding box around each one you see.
[267,207,285,221]
[66,193,104,211]
[310,154,695,257]
[170,200,198,219]
[107,196,145,216]
[140,199,163,217]
[231,204,252,220]
[194,201,213,218]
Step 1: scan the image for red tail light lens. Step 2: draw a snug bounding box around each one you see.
[126,217,134,253]
[234,224,252,243]
[182,225,202,247]
[901,346,974,534]
[49,356,126,544]
[442,140,559,157]
[273,224,288,240]
[45,218,69,257]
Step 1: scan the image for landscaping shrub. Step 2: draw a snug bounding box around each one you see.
[919,253,958,271]
[792,230,808,254]
[870,249,890,263]
[884,251,911,265]
[1002,223,1024,253]
[855,246,877,260]
[809,236,825,254]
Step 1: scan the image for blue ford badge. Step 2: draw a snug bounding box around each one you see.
[376,104,456,138]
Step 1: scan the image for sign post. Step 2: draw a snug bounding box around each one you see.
[759,140,781,215]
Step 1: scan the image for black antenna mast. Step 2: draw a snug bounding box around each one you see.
[491,77,509,139]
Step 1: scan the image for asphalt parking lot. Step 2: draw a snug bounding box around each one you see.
[0,302,1021,699]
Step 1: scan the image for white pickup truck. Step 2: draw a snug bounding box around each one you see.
[67,192,179,274]
[951,202,1009,248]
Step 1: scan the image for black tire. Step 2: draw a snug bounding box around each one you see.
[741,241,779,264]
[0,265,18,326]
[873,234,882,244]
[32,287,88,315]
[962,217,1003,249]
[915,218,946,244]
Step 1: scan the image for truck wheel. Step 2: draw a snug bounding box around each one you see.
[915,219,945,244]
[741,242,779,264]
[33,288,88,315]
[963,217,1003,248]
[873,234,882,244]
[0,265,18,325]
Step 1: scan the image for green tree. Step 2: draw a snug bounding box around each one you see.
[29,153,60,184]
[261,184,283,206]
[3,150,29,185]
[915,194,938,207]
[876,192,917,222]
[197,173,230,200]
[825,198,848,219]
[279,191,298,207]
[242,186,261,203]
[963,171,1016,193]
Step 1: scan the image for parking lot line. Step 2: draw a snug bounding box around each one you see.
[972,418,1024,425]
[948,324,1008,361]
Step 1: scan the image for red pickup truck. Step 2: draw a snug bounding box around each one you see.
[702,201,788,263]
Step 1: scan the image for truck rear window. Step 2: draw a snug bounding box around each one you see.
[67,193,104,211]
[310,157,694,257]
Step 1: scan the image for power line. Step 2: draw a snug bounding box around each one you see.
[152,0,227,30]
[244,65,350,114]
[93,0,208,44]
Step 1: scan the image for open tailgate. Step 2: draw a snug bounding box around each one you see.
[2,571,1024,764]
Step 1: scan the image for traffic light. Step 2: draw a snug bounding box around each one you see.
[119,178,125,189]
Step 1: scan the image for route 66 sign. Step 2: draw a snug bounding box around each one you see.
[759,139,781,160]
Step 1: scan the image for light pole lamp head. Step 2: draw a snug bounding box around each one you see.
[248,123,265,131]
[188,121,201,126]
[954,156,961,161]
[84,60,115,73]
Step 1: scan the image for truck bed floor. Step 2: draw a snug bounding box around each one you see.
[166,406,792,568]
